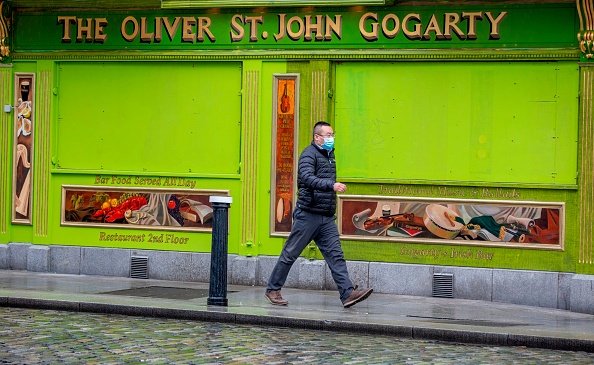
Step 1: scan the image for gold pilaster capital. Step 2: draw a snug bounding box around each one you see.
[578,0,594,59]
[0,1,11,63]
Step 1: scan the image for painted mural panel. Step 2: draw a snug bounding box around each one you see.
[339,196,563,249]
[271,74,299,235]
[61,186,229,232]
[12,73,35,224]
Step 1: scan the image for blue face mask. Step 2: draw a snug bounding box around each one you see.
[322,137,334,150]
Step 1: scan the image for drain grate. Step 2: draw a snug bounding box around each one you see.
[432,273,453,298]
[102,286,238,300]
[130,256,149,279]
[103,286,210,300]
[406,315,528,328]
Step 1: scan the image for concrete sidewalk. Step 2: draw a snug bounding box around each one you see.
[1,270,593,353]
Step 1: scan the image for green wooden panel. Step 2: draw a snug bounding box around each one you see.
[13,4,578,52]
[56,61,242,175]
[334,61,579,185]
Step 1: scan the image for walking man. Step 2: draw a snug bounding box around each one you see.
[265,121,373,308]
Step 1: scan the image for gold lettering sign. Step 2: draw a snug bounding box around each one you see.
[55,11,508,44]
[358,11,507,41]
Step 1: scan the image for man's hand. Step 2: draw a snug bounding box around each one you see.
[333,182,347,193]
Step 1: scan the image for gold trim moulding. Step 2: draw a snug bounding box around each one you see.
[337,194,566,251]
[161,0,394,8]
[60,184,230,233]
[339,177,579,190]
[11,48,580,61]
[339,194,567,212]
[340,233,564,251]
[50,168,241,180]
[61,184,231,195]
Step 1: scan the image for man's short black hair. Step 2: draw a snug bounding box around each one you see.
[313,121,331,137]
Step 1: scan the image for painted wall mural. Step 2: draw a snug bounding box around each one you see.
[12,73,34,224]
[338,196,564,249]
[61,186,229,232]
[271,74,299,235]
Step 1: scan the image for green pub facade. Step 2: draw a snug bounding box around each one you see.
[1,0,594,313]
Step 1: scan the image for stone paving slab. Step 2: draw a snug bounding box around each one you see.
[1,270,593,352]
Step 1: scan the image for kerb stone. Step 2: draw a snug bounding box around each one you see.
[81,247,130,277]
[133,250,193,282]
[0,244,8,269]
[230,256,258,286]
[8,243,31,270]
[570,274,594,314]
[369,262,433,296]
[191,252,212,282]
[27,246,49,272]
[299,260,326,290]
[324,260,370,290]
[493,269,558,308]
[256,255,302,288]
[50,246,81,275]
[434,266,492,301]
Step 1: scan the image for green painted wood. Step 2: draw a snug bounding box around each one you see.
[11,0,161,9]
[254,60,288,256]
[334,61,579,186]
[12,4,578,52]
[8,0,572,9]
[55,61,242,175]
[162,0,392,8]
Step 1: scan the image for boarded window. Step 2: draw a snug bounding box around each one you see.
[334,61,579,185]
[56,61,242,175]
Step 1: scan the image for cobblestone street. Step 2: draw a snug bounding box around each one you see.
[0,308,593,364]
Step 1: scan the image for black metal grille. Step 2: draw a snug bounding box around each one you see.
[432,273,454,298]
[130,256,149,279]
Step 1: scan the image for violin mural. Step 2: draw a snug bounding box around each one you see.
[271,75,299,235]
[339,196,563,249]
[280,82,291,113]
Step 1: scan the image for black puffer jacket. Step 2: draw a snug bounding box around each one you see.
[296,142,337,216]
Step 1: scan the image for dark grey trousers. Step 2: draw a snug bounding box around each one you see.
[266,207,354,302]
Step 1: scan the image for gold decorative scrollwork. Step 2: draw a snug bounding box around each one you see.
[578,0,594,58]
[0,1,11,62]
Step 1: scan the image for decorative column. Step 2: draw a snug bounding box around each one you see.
[0,0,11,63]
[241,69,259,255]
[578,0,594,59]
[33,68,52,237]
[0,1,10,236]
[579,67,594,266]
[0,69,9,235]
[578,0,594,266]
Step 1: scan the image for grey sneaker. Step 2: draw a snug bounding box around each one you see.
[265,290,288,306]
[343,286,373,308]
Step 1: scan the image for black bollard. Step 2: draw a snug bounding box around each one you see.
[207,196,233,306]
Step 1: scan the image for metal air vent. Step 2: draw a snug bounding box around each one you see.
[432,273,453,298]
[130,256,149,279]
